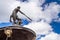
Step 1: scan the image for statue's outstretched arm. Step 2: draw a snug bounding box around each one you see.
[19,10,32,21]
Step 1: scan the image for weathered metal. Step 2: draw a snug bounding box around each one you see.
[0,25,36,40]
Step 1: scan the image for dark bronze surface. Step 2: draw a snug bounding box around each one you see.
[0,26,36,40]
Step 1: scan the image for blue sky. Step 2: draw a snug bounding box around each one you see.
[50,21,60,34]
[44,0,60,34]
[0,0,60,40]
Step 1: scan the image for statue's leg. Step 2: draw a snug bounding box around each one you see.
[16,16,22,25]
[13,16,17,24]
[10,15,12,22]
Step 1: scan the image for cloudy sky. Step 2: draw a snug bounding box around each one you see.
[0,0,60,40]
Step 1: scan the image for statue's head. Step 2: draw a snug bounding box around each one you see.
[17,6,20,9]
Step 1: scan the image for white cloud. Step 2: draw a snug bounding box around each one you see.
[40,32,60,40]
[42,2,60,23]
[24,21,53,35]
[0,0,45,22]
[18,2,60,23]
[0,0,60,23]
[0,0,17,22]
[28,0,45,5]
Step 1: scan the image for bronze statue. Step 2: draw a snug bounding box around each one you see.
[10,6,32,25]
[0,6,36,40]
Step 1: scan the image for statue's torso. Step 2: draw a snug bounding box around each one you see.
[12,8,19,16]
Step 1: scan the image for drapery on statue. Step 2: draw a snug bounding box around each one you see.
[10,6,32,25]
